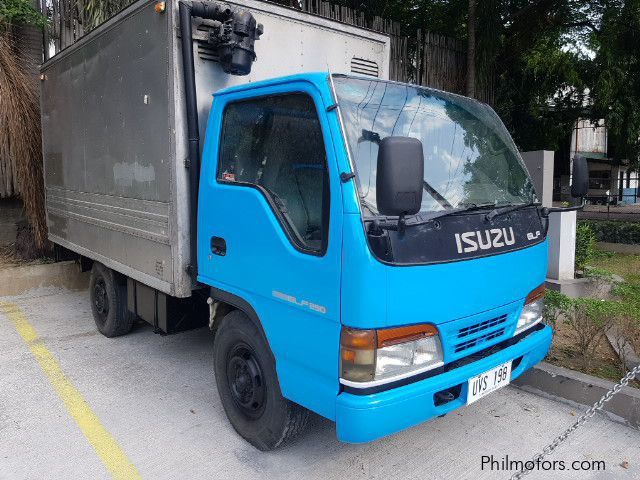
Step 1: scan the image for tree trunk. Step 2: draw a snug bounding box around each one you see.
[466,0,476,98]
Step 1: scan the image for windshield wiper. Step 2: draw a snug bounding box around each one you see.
[485,202,541,221]
[423,180,452,209]
[427,202,497,221]
[363,202,497,233]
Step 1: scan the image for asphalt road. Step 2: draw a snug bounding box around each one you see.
[1,288,639,480]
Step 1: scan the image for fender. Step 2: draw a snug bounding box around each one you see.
[209,287,272,352]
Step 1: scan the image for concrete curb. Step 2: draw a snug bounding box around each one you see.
[605,327,640,380]
[513,362,640,430]
[0,260,89,296]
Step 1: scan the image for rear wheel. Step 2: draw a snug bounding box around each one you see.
[214,310,308,450]
[89,262,134,337]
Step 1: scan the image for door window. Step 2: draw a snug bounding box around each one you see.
[218,93,330,254]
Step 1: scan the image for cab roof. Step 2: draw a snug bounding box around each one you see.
[212,72,332,97]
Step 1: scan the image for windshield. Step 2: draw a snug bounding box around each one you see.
[332,76,536,215]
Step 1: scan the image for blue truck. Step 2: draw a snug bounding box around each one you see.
[40,0,588,450]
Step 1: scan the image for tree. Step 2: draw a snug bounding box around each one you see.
[0,0,49,252]
[0,0,45,26]
[590,0,640,168]
[325,0,594,150]
[491,0,591,151]
[466,0,476,97]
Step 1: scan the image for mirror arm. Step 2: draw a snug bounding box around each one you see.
[397,213,406,235]
[366,214,406,233]
[540,200,585,218]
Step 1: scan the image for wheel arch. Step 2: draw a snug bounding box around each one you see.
[209,287,271,350]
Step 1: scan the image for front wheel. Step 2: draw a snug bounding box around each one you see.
[213,310,308,450]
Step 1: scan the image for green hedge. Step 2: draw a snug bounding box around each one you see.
[578,220,640,245]
[575,223,596,269]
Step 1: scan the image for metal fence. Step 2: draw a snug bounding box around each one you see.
[579,176,640,221]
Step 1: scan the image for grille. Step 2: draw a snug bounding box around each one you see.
[351,57,379,77]
[454,314,508,353]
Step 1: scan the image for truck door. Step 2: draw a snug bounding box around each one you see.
[198,80,343,419]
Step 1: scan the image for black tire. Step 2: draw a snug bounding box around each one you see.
[214,310,309,450]
[89,262,134,337]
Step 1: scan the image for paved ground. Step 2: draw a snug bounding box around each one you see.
[1,288,639,480]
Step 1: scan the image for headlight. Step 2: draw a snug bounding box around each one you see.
[340,324,444,387]
[515,285,545,335]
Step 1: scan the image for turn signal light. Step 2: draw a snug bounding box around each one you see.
[340,324,444,386]
[377,324,438,348]
[525,284,545,304]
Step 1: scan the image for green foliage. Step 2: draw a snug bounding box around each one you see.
[545,291,628,326]
[543,289,571,329]
[328,1,640,164]
[589,0,640,167]
[579,220,640,245]
[0,0,46,26]
[612,281,640,302]
[583,266,613,279]
[612,280,640,318]
[575,223,597,271]
[565,297,610,368]
[75,0,133,32]
[551,294,626,368]
[543,284,640,369]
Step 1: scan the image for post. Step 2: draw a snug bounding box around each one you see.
[521,150,554,207]
[522,150,577,283]
[546,211,577,281]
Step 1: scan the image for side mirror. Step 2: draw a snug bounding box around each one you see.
[571,155,589,199]
[376,137,424,216]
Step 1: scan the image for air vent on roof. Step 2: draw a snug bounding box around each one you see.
[351,57,379,77]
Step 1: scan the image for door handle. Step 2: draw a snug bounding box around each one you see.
[210,236,227,256]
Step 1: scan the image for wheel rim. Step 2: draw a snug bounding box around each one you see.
[226,343,266,419]
[93,277,109,325]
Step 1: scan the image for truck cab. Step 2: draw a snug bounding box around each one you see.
[196,72,553,447]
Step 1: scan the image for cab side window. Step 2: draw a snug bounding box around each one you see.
[218,93,329,254]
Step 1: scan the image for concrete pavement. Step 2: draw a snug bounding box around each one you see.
[1,288,639,480]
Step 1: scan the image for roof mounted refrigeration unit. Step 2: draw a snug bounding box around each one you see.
[184,1,264,76]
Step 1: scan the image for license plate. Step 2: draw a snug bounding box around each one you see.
[467,361,512,405]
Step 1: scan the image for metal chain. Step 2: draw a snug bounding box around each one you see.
[509,364,640,480]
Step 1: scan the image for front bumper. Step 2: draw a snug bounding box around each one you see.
[335,324,552,443]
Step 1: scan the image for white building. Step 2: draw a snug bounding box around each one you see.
[568,119,638,205]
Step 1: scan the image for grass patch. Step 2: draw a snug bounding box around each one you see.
[546,248,640,388]
[589,250,640,281]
